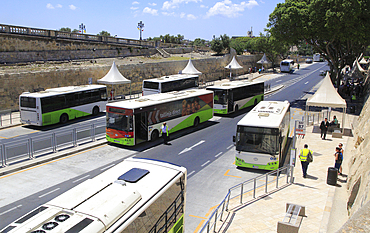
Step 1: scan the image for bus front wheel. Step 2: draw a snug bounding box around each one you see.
[92,106,100,116]
[60,114,69,124]
[194,117,200,127]
[235,105,239,112]
[151,130,159,141]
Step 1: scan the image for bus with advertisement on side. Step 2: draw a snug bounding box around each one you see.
[233,101,291,170]
[106,89,213,146]
[19,85,108,126]
[1,157,187,233]
[206,80,264,114]
[142,74,199,96]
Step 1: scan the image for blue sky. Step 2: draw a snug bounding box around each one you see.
[1,0,284,41]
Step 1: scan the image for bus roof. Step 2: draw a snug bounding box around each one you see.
[281,59,294,63]
[107,89,212,109]
[237,101,290,128]
[206,80,264,90]
[20,84,107,98]
[143,74,198,83]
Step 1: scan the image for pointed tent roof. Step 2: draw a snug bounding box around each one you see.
[97,61,131,84]
[225,56,243,69]
[359,57,368,64]
[257,53,271,64]
[306,72,346,108]
[181,59,202,75]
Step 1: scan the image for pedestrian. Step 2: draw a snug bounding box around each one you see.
[161,122,170,145]
[334,147,343,175]
[338,143,344,175]
[297,63,300,69]
[320,118,329,139]
[299,144,313,178]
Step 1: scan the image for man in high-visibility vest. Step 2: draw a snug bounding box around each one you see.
[161,122,170,145]
[299,144,313,178]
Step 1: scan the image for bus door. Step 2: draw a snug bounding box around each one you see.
[228,90,234,112]
[134,112,148,143]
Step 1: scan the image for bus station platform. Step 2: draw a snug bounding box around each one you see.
[223,112,356,233]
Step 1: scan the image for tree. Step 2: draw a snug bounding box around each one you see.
[268,0,370,85]
[230,37,253,55]
[72,29,79,33]
[59,27,72,32]
[97,31,111,37]
[191,38,207,47]
[220,34,230,53]
[210,36,224,54]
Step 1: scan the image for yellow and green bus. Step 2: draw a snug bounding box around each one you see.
[19,85,108,126]
[0,157,187,233]
[234,101,290,170]
[206,81,264,114]
[106,89,213,146]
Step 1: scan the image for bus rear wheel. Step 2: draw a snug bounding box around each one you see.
[60,114,69,124]
[254,98,258,106]
[151,130,159,141]
[194,117,200,127]
[92,106,100,116]
[235,105,239,112]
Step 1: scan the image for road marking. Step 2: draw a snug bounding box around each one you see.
[0,205,22,216]
[304,81,309,84]
[224,169,242,178]
[179,140,205,155]
[227,144,233,150]
[0,131,39,139]
[201,160,210,167]
[39,188,60,198]
[276,80,282,82]
[101,164,115,171]
[189,215,207,219]
[215,152,222,158]
[73,175,90,183]
[188,170,195,177]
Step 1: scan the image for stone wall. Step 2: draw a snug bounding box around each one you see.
[0,54,261,111]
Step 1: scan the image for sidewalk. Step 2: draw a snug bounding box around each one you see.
[224,112,356,233]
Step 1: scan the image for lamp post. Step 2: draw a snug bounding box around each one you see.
[137,21,144,40]
[79,23,86,34]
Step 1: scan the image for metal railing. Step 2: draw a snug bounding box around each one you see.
[198,165,294,233]
[0,121,106,168]
[0,110,21,127]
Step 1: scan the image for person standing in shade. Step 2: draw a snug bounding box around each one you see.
[336,144,344,175]
[320,118,329,139]
[299,144,313,178]
[161,122,170,145]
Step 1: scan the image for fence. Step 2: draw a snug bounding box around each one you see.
[0,110,21,127]
[0,121,106,168]
[198,165,294,233]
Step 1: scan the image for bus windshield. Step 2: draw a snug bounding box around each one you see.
[236,126,279,155]
[107,112,133,133]
[212,90,227,105]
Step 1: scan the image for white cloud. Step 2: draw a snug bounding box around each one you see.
[46,3,54,9]
[200,4,208,8]
[162,0,202,10]
[149,3,157,6]
[206,0,258,18]
[180,12,186,18]
[162,11,176,16]
[187,14,196,20]
[131,6,139,10]
[132,1,139,4]
[56,4,62,8]
[69,4,77,10]
[143,7,158,15]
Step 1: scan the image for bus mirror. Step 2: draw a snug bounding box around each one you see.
[233,136,236,142]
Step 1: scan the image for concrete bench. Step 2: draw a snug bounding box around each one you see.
[332,129,343,138]
[328,123,340,133]
[277,203,306,233]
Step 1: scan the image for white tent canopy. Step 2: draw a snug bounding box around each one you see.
[97,61,131,84]
[225,56,243,69]
[359,57,368,64]
[181,59,202,75]
[306,72,347,128]
[257,53,271,64]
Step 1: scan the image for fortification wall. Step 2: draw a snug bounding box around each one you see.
[0,54,261,110]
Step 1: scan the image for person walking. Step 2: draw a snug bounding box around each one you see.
[320,118,329,139]
[337,144,344,175]
[299,144,313,178]
[161,122,170,145]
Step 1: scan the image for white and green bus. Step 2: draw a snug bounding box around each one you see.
[19,85,108,126]
[106,89,213,146]
[206,81,264,114]
[142,74,199,96]
[234,101,290,170]
[1,157,187,233]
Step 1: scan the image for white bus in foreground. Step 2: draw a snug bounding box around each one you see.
[142,74,199,96]
[206,81,264,114]
[19,85,108,126]
[280,59,295,73]
[1,157,187,233]
[234,101,290,170]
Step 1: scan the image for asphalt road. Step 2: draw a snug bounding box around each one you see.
[0,62,329,232]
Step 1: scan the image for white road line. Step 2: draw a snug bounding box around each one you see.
[73,175,90,183]
[201,160,210,167]
[188,170,195,176]
[304,81,309,84]
[101,164,115,171]
[0,205,22,216]
[39,188,60,198]
[215,152,223,158]
[275,80,282,83]
[227,144,233,150]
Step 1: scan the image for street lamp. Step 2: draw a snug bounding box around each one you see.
[79,23,86,34]
[137,21,144,40]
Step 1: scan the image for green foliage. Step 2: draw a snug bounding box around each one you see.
[59,27,72,32]
[72,29,79,33]
[148,34,184,44]
[97,31,111,37]
[230,37,252,55]
[210,36,224,54]
[191,38,208,47]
